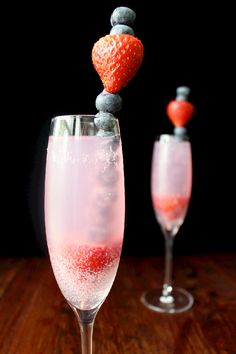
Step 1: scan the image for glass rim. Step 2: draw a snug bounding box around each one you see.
[155,134,189,142]
[51,114,118,123]
[49,114,120,137]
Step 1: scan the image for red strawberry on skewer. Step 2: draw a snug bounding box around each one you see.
[92,6,144,136]
[92,34,144,94]
[167,87,195,128]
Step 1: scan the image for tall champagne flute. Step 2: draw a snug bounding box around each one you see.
[141,134,193,313]
[44,115,125,353]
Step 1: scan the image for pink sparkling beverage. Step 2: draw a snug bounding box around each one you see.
[151,136,192,232]
[45,116,125,310]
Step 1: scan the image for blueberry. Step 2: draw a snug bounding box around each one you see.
[176,86,191,101]
[110,7,136,27]
[110,24,135,36]
[174,127,187,137]
[95,112,115,131]
[95,91,122,113]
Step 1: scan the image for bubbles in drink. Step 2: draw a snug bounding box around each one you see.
[45,134,125,310]
[49,242,122,310]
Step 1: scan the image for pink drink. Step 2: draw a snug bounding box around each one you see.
[151,138,192,232]
[45,135,125,310]
[153,195,190,228]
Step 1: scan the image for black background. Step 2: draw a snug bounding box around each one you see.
[2,1,234,256]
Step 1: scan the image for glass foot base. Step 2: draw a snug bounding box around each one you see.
[141,287,194,314]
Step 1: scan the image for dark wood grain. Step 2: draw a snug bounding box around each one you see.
[0,254,236,353]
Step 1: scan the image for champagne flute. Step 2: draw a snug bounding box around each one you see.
[141,134,193,313]
[44,115,125,353]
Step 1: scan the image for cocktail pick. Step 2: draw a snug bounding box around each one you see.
[166,86,195,137]
[91,7,144,134]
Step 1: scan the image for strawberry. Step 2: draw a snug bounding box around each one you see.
[167,100,195,127]
[92,34,144,93]
[153,196,189,213]
[62,243,122,273]
[153,196,190,221]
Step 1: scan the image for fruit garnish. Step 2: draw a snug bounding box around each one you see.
[92,34,144,94]
[167,86,195,128]
[63,244,121,273]
[95,91,122,113]
[92,6,144,135]
[110,6,136,27]
[153,196,189,221]
[154,196,188,213]
[110,24,134,35]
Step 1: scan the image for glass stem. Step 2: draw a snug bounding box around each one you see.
[79,321,94,354]
[162,229,174,297]
[70,305,100,354]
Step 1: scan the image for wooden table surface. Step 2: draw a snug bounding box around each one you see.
[0,254,236,354]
